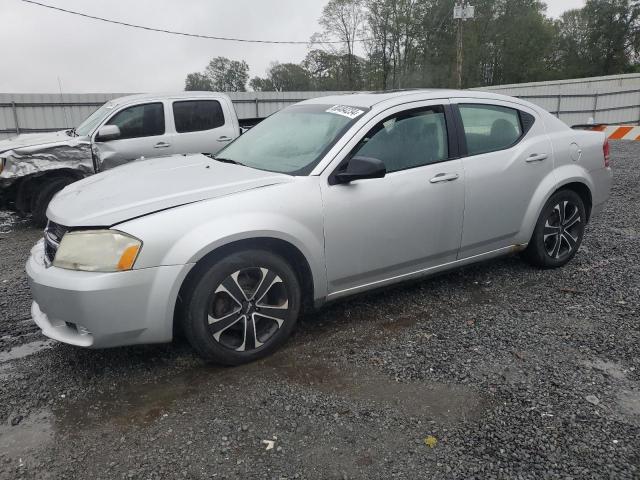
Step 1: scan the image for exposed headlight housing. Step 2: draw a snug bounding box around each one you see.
[53,230,142,272]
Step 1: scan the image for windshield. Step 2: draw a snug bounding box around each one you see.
[75,102,118,136]
[217,104,367,175]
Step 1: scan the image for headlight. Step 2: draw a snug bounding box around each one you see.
[53,230,142,272]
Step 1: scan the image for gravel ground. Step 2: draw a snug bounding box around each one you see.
[0,142,638,479]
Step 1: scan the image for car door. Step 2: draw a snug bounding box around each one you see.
[93,101,170,171]
[167,99,238,155]
[452,100,554,258]
[320,101,466,298]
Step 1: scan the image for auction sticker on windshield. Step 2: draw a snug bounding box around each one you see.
[326,105,365,119]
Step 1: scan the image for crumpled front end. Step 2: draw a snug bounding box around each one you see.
[0,140,94,188]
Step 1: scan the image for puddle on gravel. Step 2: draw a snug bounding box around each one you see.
[270,361,487,421]
[2,306,486,457]
[48,345,487,433]
[0,340,53,363]
[582,359,628,380]
[618,391,640,418]
[0,410,54,459]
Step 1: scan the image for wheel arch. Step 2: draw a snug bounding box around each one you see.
[173,236,316,336]
[519,165,595,245]
[553,181,593,222]
[14,169,85,213]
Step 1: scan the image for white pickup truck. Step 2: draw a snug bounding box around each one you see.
[0,92,244,225]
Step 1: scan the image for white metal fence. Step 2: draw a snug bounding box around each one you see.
[2,73,640,140]
[475,73,640,127]
[0,91,348,140]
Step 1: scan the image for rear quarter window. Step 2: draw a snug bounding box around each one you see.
[173,100,225,133]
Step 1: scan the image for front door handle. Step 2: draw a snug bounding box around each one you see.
[526,153,548,163]
[430,172,460,184]
[154,142,171,149]
[217,136,232,142]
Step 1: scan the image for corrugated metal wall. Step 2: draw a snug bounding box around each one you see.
[474,73,640,126]
[3,73,640,139]
[0,91,348,140]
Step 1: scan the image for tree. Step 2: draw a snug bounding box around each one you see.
[251,63,313,91]
[317,0,366,89]
[580,0,640,76]
[184,72,213,91]
[205,57,250,91]
[249,77,276,92]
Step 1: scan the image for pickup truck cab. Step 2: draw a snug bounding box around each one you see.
[0,92,240,225]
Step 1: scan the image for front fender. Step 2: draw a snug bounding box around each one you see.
[118,179,327,302]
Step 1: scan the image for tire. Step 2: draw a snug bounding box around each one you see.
[15,179,36,216]
[181,249,301,365]
[523,189,586,268]
[31,177,73,227]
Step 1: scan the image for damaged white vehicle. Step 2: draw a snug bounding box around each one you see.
[0,92,241,225]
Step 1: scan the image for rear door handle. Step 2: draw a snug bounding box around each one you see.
[217,136,232,142]
[430,173,459,183]
[154,142,171,149]
[526,153,548,163]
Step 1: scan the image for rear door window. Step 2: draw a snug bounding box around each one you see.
[459,104,524,156]
[173,100,225,133]
[106,103,165,139]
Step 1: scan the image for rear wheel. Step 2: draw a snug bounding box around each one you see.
[31,177,74,227]
[181,249,301,365]
[523,189,586,268]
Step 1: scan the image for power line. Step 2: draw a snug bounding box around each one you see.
[20,0,367,45]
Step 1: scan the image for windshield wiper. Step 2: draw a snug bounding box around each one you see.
[213,156,245,166]
[65,128,78,137]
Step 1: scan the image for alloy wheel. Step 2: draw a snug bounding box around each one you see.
[543,200,582,260]
[207,267,290,352]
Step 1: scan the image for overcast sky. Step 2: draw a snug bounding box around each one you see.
[1,0,586,93]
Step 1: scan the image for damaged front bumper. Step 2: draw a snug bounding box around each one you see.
[26,239,192,348]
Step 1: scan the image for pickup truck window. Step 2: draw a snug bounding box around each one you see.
[216,104,366,175]
[75,102,116,137]
[106,103,165,140]
[173,100,225,133]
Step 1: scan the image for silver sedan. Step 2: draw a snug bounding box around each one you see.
[26,90,612,364]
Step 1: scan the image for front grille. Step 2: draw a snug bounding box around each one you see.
[44,221,68,265]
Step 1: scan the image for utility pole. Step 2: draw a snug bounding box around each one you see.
[456,3,463,89]
[454,2,474,89]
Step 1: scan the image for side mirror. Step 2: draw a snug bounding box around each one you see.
[334,156,386,184]
[95,125,121,142]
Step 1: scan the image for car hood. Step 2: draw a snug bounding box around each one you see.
[0,130,77,153]
[47,154,293,227]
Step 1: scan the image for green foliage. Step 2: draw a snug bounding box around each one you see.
[251,63,313,91]
[184,57,249,92]
[185,0,640,92]
[205,57,250,92]
[184,72,213,91]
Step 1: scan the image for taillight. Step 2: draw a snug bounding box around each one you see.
[603,139,611,168]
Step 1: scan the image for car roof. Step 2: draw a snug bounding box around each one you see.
[108,91,230,107]
[300,89,535,110]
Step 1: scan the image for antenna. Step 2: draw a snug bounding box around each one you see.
[57,76,71,129]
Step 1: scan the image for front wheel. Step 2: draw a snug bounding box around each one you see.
[523,189,586,268]
[181,249,301,365]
